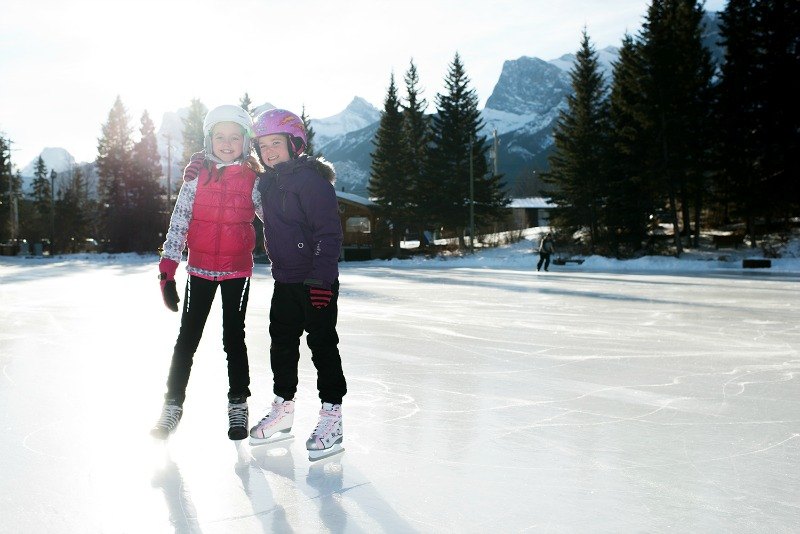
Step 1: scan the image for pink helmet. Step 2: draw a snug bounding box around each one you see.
[252,108,307,156]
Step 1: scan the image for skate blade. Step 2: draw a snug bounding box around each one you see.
[249,431,293,447]
[308,444,344,462]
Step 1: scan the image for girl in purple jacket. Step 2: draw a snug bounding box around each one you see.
[247,108,347,461]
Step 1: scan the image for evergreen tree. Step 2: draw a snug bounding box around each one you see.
[369,73,408,254]
[130,110,165,252]
[240,92,253,113]
[607,33,657,254]
[181,98,207,164]
[55,166,89,252]
[0,135,21,242]
[428,53,506,249]
[638,0,715,253]
[544,30,609,253]
[716,0,800,240]
[30,156,52,243]
[300,105,317,157]
[753,0,800,220]
[401,59,432,241]
[96,95,133,251]
[715,0,763,236]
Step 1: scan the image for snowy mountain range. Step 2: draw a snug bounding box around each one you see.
[19,14,721,199]
[314,50,618,197]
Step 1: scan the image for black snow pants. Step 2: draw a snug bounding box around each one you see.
[268,280,347,405]
[164,275,251,405]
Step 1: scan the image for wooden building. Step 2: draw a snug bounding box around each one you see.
[336,191,377,261]
[506,197,557,229]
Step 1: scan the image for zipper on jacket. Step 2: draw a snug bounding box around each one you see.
[215,170,226,271]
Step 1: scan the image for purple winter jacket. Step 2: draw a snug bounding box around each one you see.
[257,155,343,289]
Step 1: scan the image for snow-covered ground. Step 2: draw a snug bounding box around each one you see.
[1,235,799,533]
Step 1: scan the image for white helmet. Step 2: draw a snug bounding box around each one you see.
[202,105,254,164]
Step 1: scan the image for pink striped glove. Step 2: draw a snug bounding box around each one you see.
[182,152,205,182]
[308,287,333,309]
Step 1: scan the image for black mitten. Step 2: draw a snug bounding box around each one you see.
[161,279,180,312]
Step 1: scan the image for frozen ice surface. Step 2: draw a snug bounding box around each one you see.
[1,248,798,533]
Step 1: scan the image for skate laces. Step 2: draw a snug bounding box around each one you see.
[228,403,248,428]
[312,404,341,438]
[257,399,288,427]
[157,404,182,429]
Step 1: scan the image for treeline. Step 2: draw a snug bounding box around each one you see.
[369,54,508,254]
[0,93,311,254]
[2,0,797,258]
[545,0,799,257]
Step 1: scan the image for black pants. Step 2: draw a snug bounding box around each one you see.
[269,280,347,405]
[537,252,551,271]
[164,276,251,405]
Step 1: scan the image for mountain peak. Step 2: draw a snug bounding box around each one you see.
[484,56,571,115]
[346,96,376,111]
[20,147,77,176]
[311,97,380,147]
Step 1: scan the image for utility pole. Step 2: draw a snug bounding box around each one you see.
[5,139,18,246]
[50,169,57,255]
[469,137,475,253]
[162,133,172,229]
[492,128,499,176]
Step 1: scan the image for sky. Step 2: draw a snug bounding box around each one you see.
[1,0,726,168]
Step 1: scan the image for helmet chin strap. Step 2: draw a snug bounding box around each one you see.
[205,152,243,167]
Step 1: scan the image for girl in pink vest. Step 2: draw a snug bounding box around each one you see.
[151,105,263,441]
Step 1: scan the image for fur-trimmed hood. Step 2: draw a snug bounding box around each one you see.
[258,154,336,185]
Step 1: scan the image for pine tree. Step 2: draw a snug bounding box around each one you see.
[0,134,21,242]
[401,59,431,242]
[716,0,800,239]
[428,53,506,250]
[638,0,715,253]
[240,92,252,113]
[29,156,52,244]
[182,98,207,164]
[55,166,89,252]
[130,110,165,252]
[300,105,317,157]
[715,0,763,236]
[96,95,133,251]
[544,30,609,254]
[753,0,800,221]
[369,73,408,254]
[607,34,657,254]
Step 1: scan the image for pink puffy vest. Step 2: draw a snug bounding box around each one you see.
[187,164,257,273]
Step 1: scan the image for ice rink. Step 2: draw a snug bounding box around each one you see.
[1,254,798,533]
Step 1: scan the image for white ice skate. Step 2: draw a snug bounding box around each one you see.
[249,396,295,446]
[306,402,344,461]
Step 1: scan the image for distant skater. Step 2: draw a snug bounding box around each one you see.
[537,232,555,272]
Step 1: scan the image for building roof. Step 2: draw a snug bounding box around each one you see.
[336,190,377,207]
[507,197,556,209]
